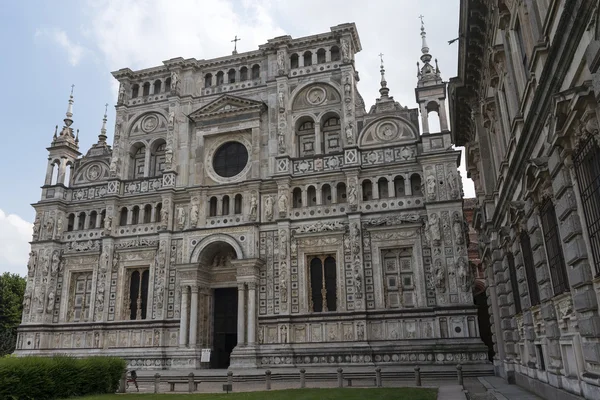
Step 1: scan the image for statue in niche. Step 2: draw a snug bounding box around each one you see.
[354,256,363,299]
[447,170,460,199]
[249,193,258,221]
[168,111,175,127]
[41,254,49,276]
[277,51,286,74]
[278,90,285,111]
[189,201,199,228]
[279,263,288,302]
[452,213,465,245]
[170,71,179,91]
[265,196,274,221]
[279,230,288,257]
[109,157,118,177]
[44,216,55,240]
[280,325,288,344]
[32,215,41,241]
[23,291,31,313]
[348,183,357,207]
[155,284,164,309]
[278,131,286,154]
[55,216,63,240]
[457,257,470,291]
[50,251,61,276]
[46,289,55,313]
[176,206,186,230]
[278,192,288,217]
[94,332,100,348]
[425,175,436,201]
[357,323,365,341]
[351,223,360,255]
[118,84,126,103]
[345,122,354,144]
[112,251,120,272]
[341,39,350,62]
[428,213,441,245]
[165,146,173,168]
[160,208,169,230]
[103,215,112,235]
[344,75,351,99]
[27,251,37,277]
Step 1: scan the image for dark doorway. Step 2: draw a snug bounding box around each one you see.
[212,288,238,368]
[474,291,495,362]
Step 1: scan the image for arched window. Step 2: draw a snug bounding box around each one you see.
[222,195,230,216]
[297,118,316,157]
[317,48,326,63]
[153,80,162,94]
[151,141,166,176]
[155,203,162,222]
[251,64,260,80]
[216,71,224,85]
[322,184,332,205]
[520,231,540,306]
[165,77,172,90]
[228,68,236,83]
[303,51,312,66]
[292,188,302,208]
[240,67,248,81]
[100,209,106,228]
[330,46,340,61]
[234,194,242,214]
[64,162,73,187]
[142,82,150,96]
[88,211,97,229]
[77,212,86,230]
[394,176,405,197]
[378,177,389,198]
[336,182,346,203]
[128,268,149,320]
[411,174,422,195]
[119,207,128,226]
[131,144,146,179]
[204,73,212,87]
[131,206,140,225]
[209,197,217,217]
[322,116,341,153]
[307,186,317,207]
[143,205,152,224]
[50,161,59,185]
[131,84,139,99]
[67,213,75,232]
[362,180,373,201]
[290,54,299,69]
[309,255,336,312]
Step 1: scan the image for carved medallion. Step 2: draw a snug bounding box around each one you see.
[376,121,399,141]
[141,114,159,133]
[306,87,326,105]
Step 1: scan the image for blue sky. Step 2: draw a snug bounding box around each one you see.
[0,0,467,276]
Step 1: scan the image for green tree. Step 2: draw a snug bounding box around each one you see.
[0,272,26,356]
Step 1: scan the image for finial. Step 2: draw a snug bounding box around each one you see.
[378,52,389,98]
[231,35,241,55]
[65,85,74,127]
[75,129,79,143]
[53,125,58,139]
[98,103,108,144]
[435,58,440,73]
[419,15,430,57]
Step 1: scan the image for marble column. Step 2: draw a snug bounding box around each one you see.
[189,285,199,347]
[237,283,246,346]
[247,282,257,345]
[179,286,189,347]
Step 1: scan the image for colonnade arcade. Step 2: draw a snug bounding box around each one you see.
[176,238,261,368]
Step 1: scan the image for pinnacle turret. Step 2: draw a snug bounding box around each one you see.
[417,16,442,87]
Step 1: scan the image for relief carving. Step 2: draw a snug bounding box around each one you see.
[425,174,436,201]
[265,195,274,221]
[452,212,465,245]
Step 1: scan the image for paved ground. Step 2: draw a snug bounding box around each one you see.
[476,376,543,400]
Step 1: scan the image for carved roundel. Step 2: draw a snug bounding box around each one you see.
[86,164,102,181]
[376,121,399,141]
[306,87,326,105]
[141,114,159,133]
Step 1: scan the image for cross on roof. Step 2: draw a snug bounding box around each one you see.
[231,35,241,53]
[70,84,75,95]
[378,53,384,65]
[419,15,424,24]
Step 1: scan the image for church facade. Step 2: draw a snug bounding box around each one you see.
[17,23,488,370]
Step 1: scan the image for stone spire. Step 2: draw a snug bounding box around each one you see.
[64,84,75,128]
[52,85,78,148]
[98,103,108,144]
[378,52,390,98]
[417,16,442,87]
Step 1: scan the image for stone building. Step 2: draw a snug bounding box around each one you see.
[17,22,488,370]
[450,0,600,399]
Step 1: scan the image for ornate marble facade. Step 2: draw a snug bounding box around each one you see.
[17,23,487,370]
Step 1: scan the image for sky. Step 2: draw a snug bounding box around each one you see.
[0,0,472,276]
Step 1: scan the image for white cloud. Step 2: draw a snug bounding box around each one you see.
[35,28,87,66]
[0,209,32,277]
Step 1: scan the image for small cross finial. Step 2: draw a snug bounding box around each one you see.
[70,84,75,96]
[104,103,108,115]
[378,53,384,65]
[231,35,241,53]
[419,15,424,24]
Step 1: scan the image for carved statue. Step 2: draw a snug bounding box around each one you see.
[278,90,285,110]
[277,51,286,73]
[190,202,199,228]
[345,122,354,143]
[447,170,460,199]
[44,216,55,240]
[429,213,441,245]
[103,215,112,235]
[278,193,288,217]
[109,157,118,176]
[27,251,36,277]
[111,251,120,271]
[278,131,286,154]
[176,206,186,230]
[32,215,41,241]
[155,285,164,309]
[279,230,287,257]
[249,193,258,221]
[457,257,469,291]
[348,184,357,206]
[168,111,175,127]
[95,280,105,319]
[453,213,465,245]
[354,258,363,299]
[170,71,179,91]
[41,254,49,276]
[23,291,31,313]
[280,325,288,344]
[50,251,61,276]
[118,84,126,103]
[341,39,350,62]
[351,222,361,255]
[265,196,274,221]
[279,263,288,301]
[46,289,55,313]
[165,146,173,167]
[426,175,436,201]
[55,216,63,240]
[357,323,365,341]
[434,261,445,291]
[160,208,169,230]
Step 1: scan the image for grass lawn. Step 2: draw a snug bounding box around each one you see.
[71,388,437,400]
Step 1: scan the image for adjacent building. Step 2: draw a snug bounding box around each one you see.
[450,0,600,399]
[17,22,488,370]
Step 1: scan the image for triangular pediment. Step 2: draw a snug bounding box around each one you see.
[189,95,266,121]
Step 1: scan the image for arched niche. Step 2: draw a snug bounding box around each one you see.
[189,234,244,264]
[291,83,341,111]
[128,112,169,137]
[358,116,418,148]
[72,161,110,185]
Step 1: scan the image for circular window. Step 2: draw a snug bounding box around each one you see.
[212,142,248,178]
